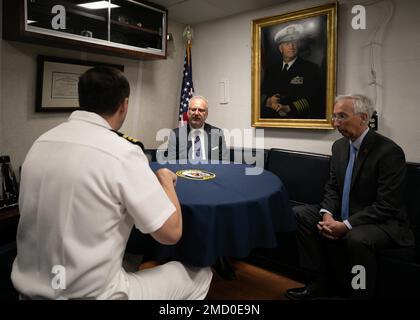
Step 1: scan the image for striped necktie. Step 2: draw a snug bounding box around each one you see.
[194,134,201,159]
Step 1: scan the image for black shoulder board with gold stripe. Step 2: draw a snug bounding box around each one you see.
[111,130,144,150]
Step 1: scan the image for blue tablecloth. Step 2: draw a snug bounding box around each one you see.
[128,162,295,267]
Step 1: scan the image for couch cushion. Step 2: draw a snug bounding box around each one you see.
[229,148,269,167]
[406,163,420,247]
[267,149,331,204]
[376,254,420,299]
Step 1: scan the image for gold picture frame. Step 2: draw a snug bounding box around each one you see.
[251,3,337,129]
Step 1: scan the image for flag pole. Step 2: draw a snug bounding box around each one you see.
[178,26,195,127]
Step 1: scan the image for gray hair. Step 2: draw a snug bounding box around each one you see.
[188,95,209,108]
[335,94,375,119]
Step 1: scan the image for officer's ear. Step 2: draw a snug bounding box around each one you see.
[119,97,129,115]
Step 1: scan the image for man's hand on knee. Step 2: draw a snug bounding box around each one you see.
[318,219,348,239]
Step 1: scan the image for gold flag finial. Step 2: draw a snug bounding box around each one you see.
[183,25,193,44]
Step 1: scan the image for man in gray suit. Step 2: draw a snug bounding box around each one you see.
[286,94,413,300]
[167,95,228,162]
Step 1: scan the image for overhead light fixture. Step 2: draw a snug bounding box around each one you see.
[77,1,120,10]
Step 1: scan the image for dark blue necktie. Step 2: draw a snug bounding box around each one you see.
[282,63,289,72]
[194,134,201,159]
[341,144,357,220]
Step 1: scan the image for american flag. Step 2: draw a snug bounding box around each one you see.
[179,41,194,125]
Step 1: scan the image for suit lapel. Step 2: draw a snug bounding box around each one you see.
[185,125,192,150]
[204,123,212,158]
[351,130,376,188]
[289,57,300,71]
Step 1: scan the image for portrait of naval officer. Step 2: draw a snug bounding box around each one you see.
[261,23,325,119]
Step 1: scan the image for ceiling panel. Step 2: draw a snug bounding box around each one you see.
[150,0,289,24]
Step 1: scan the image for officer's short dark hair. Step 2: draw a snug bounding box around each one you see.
[78,66,130,115]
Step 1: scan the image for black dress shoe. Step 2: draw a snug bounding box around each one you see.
[285,283,328,300]
[212,257,236,280]
[285,286,315,300]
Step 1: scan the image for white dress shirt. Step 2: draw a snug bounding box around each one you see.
[282,57,297,71]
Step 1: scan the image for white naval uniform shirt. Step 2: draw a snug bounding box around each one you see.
[11,111,175,299]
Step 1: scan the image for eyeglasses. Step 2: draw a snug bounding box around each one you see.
[331,113,350,122]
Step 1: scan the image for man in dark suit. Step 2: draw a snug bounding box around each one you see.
[167,95,228,162]
[286,94,414,300]
[166,95,231,278]
[261,24,325,119]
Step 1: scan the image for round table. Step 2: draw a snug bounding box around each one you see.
[128,162,295,267]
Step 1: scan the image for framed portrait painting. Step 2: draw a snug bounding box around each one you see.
[251,3,337,129]
[36,56,124,112]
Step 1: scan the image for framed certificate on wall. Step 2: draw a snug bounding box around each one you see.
[36,55,124,112]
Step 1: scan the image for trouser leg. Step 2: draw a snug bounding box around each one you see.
[344,225,393,300]
[126,261,213,300]
[294,204,326,273]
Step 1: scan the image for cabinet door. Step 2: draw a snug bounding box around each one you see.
[110,0,166,55]
[26,0,110,43]
[3,0,167,59]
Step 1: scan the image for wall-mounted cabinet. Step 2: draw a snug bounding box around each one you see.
[3,0,168,59]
